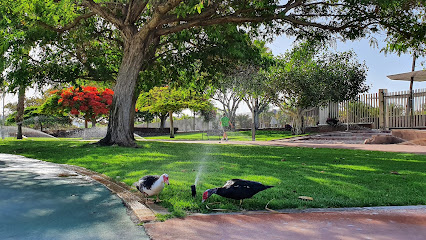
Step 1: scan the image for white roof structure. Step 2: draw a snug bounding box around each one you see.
[387,69,426,82]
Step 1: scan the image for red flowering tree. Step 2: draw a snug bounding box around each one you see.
[51,86,114,128]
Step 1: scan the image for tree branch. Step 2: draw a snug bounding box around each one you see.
[156,0,183,15]
[124,0,149,25]
[37,12,96,33]
[83,0,127,35]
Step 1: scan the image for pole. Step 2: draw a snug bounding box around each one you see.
[409,54,416,128]
[379,89,388,130]
[346,101,349,131]
[251,98,256,141]
[1,91,4,139]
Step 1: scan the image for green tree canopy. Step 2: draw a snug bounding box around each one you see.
[2,0,425,146]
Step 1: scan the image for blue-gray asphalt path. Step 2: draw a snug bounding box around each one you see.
[0,154,148,240]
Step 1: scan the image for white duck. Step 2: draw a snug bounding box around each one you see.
[135,173,169,202]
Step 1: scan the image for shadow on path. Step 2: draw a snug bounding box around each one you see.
[0,154,148,240]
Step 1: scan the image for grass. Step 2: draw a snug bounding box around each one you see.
[1,138,425,217]
[144,130,306,141]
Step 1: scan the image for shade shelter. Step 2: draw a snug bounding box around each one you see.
[387,69,426,127]
[387,69,426,82]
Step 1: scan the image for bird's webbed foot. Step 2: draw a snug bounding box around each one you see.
[154,196,163,203]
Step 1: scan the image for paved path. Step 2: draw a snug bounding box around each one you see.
[145,206,426,240]
[0,154,149,240]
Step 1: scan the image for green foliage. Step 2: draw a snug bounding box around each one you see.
[376,0,426,58]
[0,0,58,92]
[140,24,263,93]
[265,40,369,133]
[137,86,214,115]
[6,106,39,125]
[235,114,252,129]
[267,40,369,110]
[6,105,71,129]
[40,91,64,116]
[135,110,155,123]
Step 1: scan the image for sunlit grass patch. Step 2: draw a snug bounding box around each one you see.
[330,164,377,171]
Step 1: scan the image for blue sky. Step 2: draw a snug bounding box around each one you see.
[267,34,426,94]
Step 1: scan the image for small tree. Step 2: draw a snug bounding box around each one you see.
[6,106,71,131]
[137,86,213,138]
[212,76,242,129]
[267,41,369,134]
[45,86,113,128]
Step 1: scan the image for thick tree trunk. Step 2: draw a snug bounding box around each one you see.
[159,113,168,130]
[16,86,26,140]
[99,36,158,147]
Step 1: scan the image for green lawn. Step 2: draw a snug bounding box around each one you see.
[1,138,425,217]
[144,130,306,141]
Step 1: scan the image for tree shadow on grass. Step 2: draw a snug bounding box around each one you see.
[1,140,425,213]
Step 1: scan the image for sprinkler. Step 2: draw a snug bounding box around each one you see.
[191,185,196,198]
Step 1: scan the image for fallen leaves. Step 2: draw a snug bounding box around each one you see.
[298,196,314,201]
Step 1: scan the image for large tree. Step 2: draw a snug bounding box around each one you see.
[3,0,425,146]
